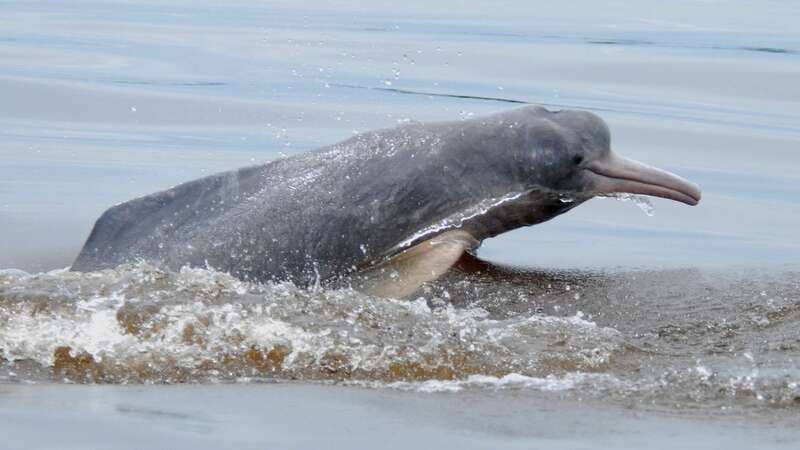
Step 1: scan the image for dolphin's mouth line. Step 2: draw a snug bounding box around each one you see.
[586,169,701,205]
[585,154,702,206]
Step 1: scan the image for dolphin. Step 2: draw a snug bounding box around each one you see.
[71,106,701,297]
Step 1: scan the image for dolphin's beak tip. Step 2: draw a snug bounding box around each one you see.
[688,184,702,206]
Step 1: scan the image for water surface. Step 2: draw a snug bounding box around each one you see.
[1,0,799,447]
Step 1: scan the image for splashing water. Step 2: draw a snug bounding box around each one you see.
[611,193,655,216]
[393,191,526,249]
[0,264,622,385]
[2,263,800,412]
[558,194,577,203]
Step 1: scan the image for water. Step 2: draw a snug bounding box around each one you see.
[1,0,800,447]
[3,264,800,410]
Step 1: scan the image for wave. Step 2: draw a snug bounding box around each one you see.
[0,264,621,384]
[1,263,799,410]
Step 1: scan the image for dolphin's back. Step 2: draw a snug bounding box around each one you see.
[71,166,262,273]
[71,121,480,284]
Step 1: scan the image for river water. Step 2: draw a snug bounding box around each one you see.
[1,1,799,448]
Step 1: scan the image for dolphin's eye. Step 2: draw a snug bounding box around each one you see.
[572,155,584,165]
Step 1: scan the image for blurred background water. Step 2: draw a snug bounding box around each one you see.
[2,0,799,272]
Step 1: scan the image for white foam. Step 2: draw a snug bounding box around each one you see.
[0,263,625,383]
[382,372,625,393]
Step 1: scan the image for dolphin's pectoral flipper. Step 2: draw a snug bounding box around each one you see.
[355,230,480,298]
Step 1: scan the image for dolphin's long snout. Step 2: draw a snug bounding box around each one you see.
[586,153,702,205]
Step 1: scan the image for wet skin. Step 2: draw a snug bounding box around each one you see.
[71,106,701,286]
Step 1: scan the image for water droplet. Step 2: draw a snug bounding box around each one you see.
[613,193,655,216]
[559,195,576,203]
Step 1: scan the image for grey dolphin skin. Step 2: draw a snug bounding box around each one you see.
[72,106,701,296]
